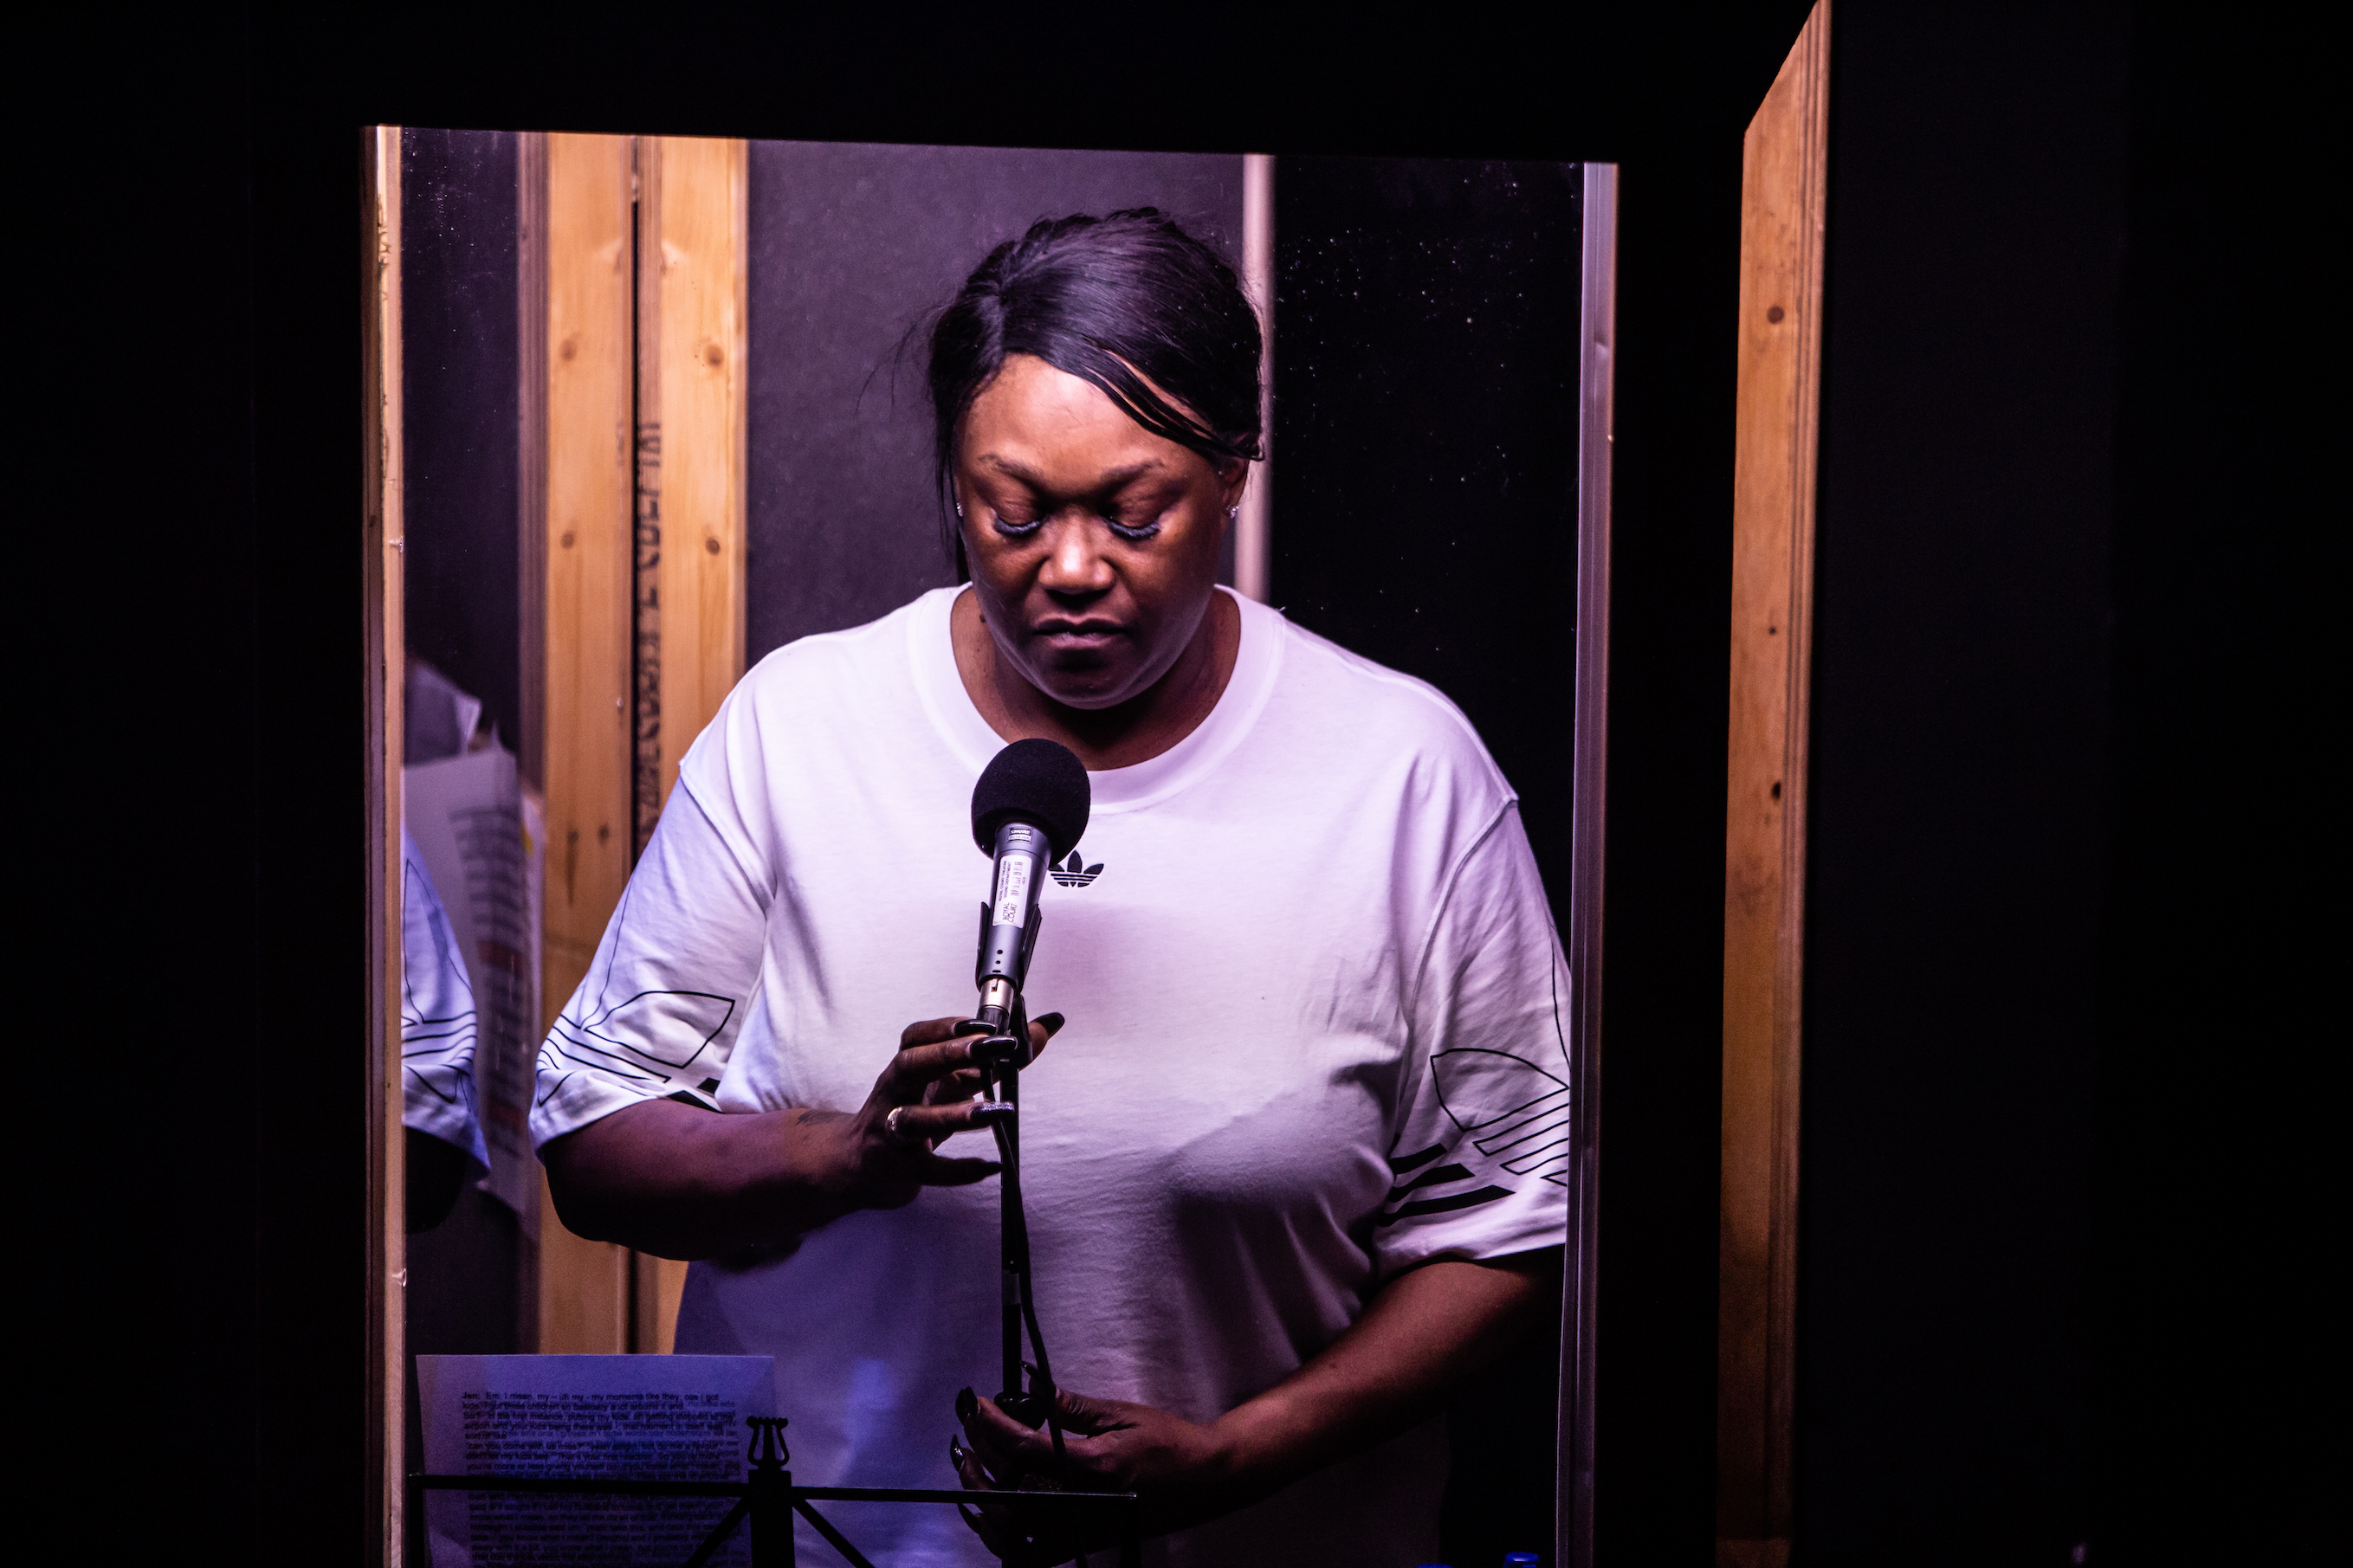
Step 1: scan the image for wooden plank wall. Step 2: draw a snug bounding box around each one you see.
[531,132,747,1356]
[538,132,637,1355]
[630,135,748,1352]
[1717,8,1830,1567]
[363,123,407,1568]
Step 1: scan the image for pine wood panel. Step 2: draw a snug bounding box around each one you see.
[364,123,406,1568]
[538,131,636,1356]
[640,135,749,825]
[630,134,748,1351]
[1718,8,1829,1566]
[633,1255,693,1357]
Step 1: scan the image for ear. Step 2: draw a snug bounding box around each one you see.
[1217,458,1251,516]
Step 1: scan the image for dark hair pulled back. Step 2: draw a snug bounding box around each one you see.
[928,208,1264,570]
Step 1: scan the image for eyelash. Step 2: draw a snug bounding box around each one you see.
[991,512,1162,542]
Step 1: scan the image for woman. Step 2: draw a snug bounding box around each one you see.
[537,210,1571,1566]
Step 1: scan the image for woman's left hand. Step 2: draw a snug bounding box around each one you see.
[947,1252,1560,1565]
[952,1385,1238,1565]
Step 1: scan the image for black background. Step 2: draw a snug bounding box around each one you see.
[58,3,2327,1564]
[1801,10,2121,1561]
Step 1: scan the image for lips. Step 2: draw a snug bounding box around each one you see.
[1031,620,1127,648]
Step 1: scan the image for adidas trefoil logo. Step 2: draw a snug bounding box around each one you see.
[1049,849,1104,887]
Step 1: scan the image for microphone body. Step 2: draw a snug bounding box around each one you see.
[973,819,1049,1036]
[966,737,1090,1041]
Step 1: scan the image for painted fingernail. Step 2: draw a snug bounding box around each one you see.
[955,1386,979,1423]
[1036,1012,1065,1034]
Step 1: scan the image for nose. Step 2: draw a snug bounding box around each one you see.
[1038,516,1115,601]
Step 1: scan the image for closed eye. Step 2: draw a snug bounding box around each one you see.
[991,510,1163,542]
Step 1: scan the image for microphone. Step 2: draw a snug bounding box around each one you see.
[965,739,1090,1463]
[968,739,1090,1039]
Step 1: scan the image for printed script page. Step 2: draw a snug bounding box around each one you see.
[418,1354,776,1568]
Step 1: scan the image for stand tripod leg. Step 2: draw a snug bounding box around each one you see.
[792,1500,880,1568]
[682,1495,753,1568]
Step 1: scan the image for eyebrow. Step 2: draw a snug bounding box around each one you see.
[973,455,1170,493]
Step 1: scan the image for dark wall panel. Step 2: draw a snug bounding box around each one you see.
[1797,9,2126,1562]
[1272,157,1584,874]
[746,143,1242,659]
[400,127,521,749]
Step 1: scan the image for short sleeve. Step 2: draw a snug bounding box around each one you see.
[401,828,490,1170]
[529,778,772,1152]
[1373,803,1573,1275]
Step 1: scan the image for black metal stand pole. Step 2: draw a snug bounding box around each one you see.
[747,1417,794,1568]
[408,1470,1129,1567]
[999,1055,1024,1404]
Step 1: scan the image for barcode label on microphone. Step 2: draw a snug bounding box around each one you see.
[994,855,1032,927]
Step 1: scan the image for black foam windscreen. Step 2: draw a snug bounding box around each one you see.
[971,739,1091,860]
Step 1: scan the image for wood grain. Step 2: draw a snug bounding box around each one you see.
[630,135,748,1351]
[363,123,406,1568]
[640,135,749,826]
[537,132,636,1356]
[1717,8,1829,1566]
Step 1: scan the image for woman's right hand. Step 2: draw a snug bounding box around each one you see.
[542,1010,1062,1259]
[811,1012,1063,1211]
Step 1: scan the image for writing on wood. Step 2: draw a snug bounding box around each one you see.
[539,132,636,1356]
[630,136,749,1352]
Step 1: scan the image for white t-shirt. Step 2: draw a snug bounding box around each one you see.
[404,826,489,1169]
[533,586,1572,1566]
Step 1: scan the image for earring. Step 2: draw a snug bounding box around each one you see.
[1227,506,1239,523]
[956,502,965,519]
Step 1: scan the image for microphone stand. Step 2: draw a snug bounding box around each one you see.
[966,983,1092,1564]
[969,990,1062,1448]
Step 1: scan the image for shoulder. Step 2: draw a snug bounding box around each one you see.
[680,588,950,799]
[1249,600,1516,809]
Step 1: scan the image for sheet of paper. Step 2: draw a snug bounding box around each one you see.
[418,1354,776,1568]
[404,748,544,1230]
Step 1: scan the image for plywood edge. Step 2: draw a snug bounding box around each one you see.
[1718,5,1829,1562]
[363,122,406,1568]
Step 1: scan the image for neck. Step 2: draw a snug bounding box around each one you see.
[953,589,1240,771]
